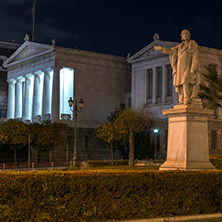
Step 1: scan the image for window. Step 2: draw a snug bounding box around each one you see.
[147,69,153,99]
[85,136,88,149]
[128,98,131,107]
[167,65,173,96]
[157,67,162,98]
[0,95,7,107]
[211,131,217,149]
[0,110,6,118]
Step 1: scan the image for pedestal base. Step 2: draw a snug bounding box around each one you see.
[160,99,216,171]
[159,161,216,170]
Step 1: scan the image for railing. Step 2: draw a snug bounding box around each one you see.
[0,160,73,171]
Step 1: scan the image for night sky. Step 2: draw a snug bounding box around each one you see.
[1,0,222,57]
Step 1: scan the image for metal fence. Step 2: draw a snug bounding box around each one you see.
[0,157,166,171]
[0,159,73,171]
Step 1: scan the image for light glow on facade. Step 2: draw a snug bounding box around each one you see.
[60,67,74,119]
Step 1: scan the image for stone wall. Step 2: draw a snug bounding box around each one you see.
[31,127,112,162]
[208,118,222,154]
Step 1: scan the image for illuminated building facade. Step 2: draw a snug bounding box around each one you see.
[127,35,222,155]
[4,39,130,160]
[0,41,20,119]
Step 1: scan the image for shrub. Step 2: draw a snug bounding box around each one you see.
[210,155,222,169]
[87,160,128,167]
[0,170,222,221]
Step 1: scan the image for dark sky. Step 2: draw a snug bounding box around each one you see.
[1,0,222,56]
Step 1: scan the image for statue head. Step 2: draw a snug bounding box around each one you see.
[180,29,191,41]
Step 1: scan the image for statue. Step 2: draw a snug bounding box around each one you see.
[51,39,56,47]
[24,34,30,42]
[154,29,200,105]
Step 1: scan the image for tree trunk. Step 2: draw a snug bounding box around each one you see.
[110,142,114,166]
[14,147,17,167]
[129,130,135,166]
[38,151,41,163]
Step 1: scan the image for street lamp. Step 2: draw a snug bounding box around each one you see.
[68,97,84,166]
[153,128,159,160]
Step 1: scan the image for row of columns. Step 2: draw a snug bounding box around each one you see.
[132,64,176,109]
[151,65,167,104]
[7,68,60,122]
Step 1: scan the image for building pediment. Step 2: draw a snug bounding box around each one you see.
[127,40,178,64]
[3,41,54,68]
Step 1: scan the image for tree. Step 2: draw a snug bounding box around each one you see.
[115,108,154,166]
[105,102,129,158]
[198,59,222,109]
[106,102,126,123]
[0,119,29,164]
[95,122,127,165]
[31,121,68,157]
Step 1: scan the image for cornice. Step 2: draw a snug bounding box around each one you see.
[7,50,56,72]
[0,41,21,50]
[3,41,54,68]
[199,46,222,55]
[54,46,127,62]
[129,53,169,65]
[128,40,222,66]
[127,40,178,64]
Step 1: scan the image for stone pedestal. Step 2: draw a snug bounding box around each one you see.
[159,99,216,170]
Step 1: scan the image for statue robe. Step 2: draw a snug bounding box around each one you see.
[161,40,200,94]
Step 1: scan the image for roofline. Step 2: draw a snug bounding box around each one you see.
[127,39,222,64]
[3,41,54,68]
[127,40,178,63]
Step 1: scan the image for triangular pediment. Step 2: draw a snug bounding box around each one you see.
[3,41,54,67]
[127,40,178,64]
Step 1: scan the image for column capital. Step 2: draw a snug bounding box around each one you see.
[9,78,16,84]
[52,67,62,73]
[45,67,53,73]
[35,70,43,76]
[45,67,62,73]
[26,73,34,79]
[17,76,25,82]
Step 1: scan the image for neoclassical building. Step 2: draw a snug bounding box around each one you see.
[127,34,222,155]
[0,40,20,119]
[3,38,131,160]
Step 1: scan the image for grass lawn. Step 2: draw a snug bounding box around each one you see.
[60,164,160,171]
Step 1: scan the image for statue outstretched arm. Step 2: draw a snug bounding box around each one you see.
[154,44,173,55]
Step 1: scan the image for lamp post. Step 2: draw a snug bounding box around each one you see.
[68,97,84,166]
[27,129,31,170]
[153,128,159,160]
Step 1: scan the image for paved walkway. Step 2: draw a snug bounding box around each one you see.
[106,213,222,222]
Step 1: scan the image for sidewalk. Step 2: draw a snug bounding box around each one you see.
[106,213,222,222]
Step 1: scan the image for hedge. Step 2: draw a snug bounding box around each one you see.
[210,156,222,169]
[0,170,222,221]
[87,160,128,167]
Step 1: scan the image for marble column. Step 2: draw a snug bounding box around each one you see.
[23,74,34,121]
[162,65,166,103]
[51,68,60,121]
[32,71,44,120]
[15,77,24,119]
[131,71,136,108]
[142,70,146,104]
[152,67,157,104]
[42,68,53,117]
[22,81,26,119]
[7,78,16,119]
